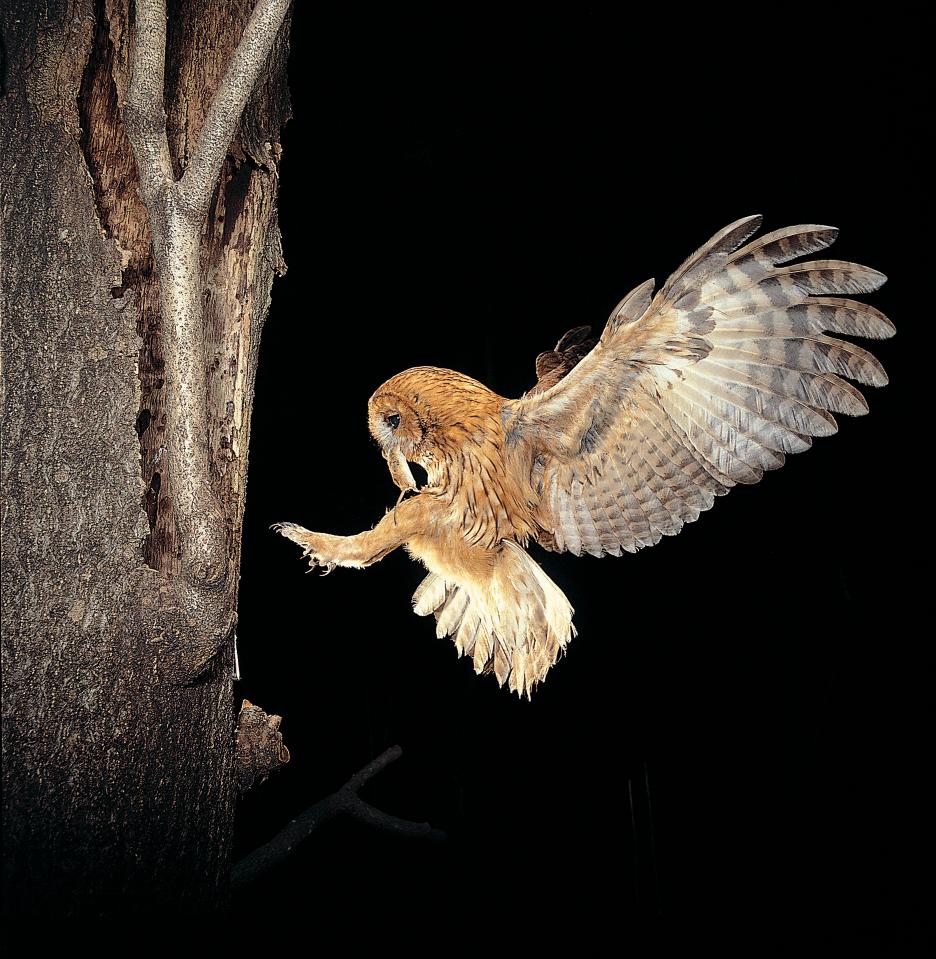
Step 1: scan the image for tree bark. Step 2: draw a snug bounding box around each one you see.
[1,0,292,915]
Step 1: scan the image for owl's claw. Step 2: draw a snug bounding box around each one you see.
[298,545,337,575]
[275,521,370,573]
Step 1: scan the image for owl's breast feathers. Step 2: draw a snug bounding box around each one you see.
[375,366,539,550]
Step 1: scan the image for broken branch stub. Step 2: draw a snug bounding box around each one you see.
[235,699,291,792]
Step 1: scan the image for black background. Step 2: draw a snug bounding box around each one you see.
[231,6,924,950]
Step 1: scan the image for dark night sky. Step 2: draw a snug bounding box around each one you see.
[230,6,924,948]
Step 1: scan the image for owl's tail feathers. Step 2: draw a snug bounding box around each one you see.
[412,541,576,698]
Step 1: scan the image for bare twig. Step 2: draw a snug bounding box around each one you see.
[178,0,292,218]
[231,746,446,889]
[124,0,172,186]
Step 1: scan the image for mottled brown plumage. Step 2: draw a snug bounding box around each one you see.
[276,216,893,696]
[532,326,598,394]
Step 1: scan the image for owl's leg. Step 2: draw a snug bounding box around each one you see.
[274,494,438,572]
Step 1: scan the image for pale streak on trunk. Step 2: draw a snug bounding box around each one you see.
[124,0,290,594]
[2,0,292,915]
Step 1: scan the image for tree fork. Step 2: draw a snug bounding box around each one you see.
[121,0,290,673]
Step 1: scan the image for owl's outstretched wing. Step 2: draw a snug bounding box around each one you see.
[503,215,894,556]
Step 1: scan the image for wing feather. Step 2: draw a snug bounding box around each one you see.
[630,445,687,532]
[412,573,449,616]
[727,223,839,268]
[623,449,678,537]
[595,459,636,553]
[677,372,811,455]
[505,217,892,555]
[435,587,469,639]
[639,428,709,520]
[572,479,604,558]
[611,454,660,547]
[662,388,772,480]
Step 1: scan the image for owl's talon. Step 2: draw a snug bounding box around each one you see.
[320,562,336,576]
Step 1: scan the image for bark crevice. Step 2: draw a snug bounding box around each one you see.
[77,0,117,246]
[75,0,168,572]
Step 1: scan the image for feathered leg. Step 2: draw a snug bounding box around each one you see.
[274,494,439,572]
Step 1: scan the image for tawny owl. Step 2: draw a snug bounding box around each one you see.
[276,216,893,696]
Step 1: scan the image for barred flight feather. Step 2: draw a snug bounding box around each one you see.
[727,224,839,269]
[502,215,892,567]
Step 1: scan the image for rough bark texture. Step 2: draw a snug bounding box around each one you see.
[1,0,291,915]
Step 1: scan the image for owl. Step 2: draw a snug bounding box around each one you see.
[276,216,893,696]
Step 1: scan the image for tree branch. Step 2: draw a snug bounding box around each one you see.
[178,0,292,218]
[231,746,446,889]
[155,193,228,588]
[124,0,172,189]
[121,0,292,606]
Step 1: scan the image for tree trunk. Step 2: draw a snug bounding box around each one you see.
[1,0,291,915]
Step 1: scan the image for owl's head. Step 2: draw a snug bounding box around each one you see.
[368,372,432,492]
[368,366,501,492]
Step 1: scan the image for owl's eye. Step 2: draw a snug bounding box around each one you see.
[387,413,401,430]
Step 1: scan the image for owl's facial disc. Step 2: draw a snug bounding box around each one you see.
[367,392,424,492]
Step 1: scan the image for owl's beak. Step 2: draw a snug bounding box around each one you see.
[383,444,417,493]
